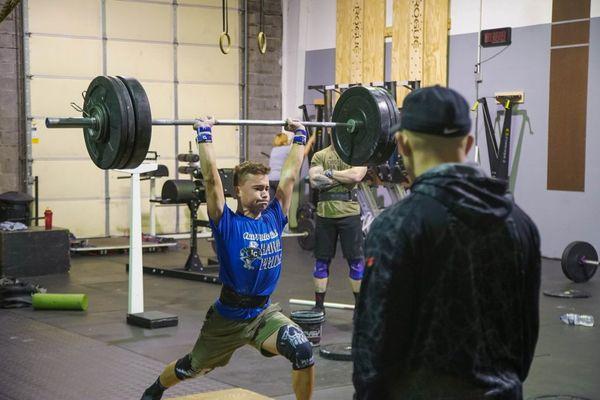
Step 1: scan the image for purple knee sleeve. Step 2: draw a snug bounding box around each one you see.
[348,258,365,280]
[313,259,331,279]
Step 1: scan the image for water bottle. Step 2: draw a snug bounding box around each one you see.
[44,208,53,230]
[560,313,594,327]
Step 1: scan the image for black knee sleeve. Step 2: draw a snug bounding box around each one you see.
[174,354,195,380]
[174,353,214,381]
[276,325,315,370]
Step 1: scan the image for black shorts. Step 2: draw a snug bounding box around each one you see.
[314,214,364,260]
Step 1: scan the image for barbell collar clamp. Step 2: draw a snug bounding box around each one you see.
[346,118,357,133]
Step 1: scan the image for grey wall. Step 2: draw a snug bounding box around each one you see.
[302,20,600,258]
[303,41,391,108]
[449,20,600,258]
[246,0,283,164]
[0,1,25,193]
[303,48,335,112]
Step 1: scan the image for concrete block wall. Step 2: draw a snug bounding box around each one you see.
[0,1,24,193]
[246,0,282,165]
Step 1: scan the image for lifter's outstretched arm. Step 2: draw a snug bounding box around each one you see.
[195,117,225,225]
[276,119,307,216]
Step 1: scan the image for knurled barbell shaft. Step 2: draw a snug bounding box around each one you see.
[45,117,355,130]
[154,118,348,128]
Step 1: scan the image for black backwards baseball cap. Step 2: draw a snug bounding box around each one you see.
[390,85,471,137]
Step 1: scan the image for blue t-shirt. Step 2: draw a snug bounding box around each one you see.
[210,199,288,320]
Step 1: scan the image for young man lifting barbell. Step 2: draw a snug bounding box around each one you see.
[141,118,315,400]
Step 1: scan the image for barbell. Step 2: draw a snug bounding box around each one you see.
[561,241,598,283]
[45,76,400,170]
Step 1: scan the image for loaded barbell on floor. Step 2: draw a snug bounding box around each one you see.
[561,241,598,283]
[45,76,400,170]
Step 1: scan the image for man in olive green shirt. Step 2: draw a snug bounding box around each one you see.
[308,145,367,312]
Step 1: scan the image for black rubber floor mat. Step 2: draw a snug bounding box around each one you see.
[0,312,231,400]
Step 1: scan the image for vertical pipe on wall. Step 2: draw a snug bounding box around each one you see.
[473,0,483,164]
[241,0,249,162]
[34,176,38,226]
[21,0,33,196]
[15,3,26,193]
[101,0,110,237]
[173,1,180,232]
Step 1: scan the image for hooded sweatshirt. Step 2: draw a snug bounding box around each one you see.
[352,163,541,400]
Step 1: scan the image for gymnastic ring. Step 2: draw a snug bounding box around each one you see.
[257,31,267,54]
[219,32,231,54]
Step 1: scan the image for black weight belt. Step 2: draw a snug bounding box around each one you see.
[219,285,269,308]
[318,189,358,202]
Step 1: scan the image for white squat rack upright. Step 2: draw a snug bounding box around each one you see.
[117,163,178,329]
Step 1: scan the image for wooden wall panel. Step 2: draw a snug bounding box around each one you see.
[335,0,365,83]
[391,0,410,102]
[423,0,448,87]
[336,0,386,84]
[349,0,364,83]
[552,0,590,21]
[547,0,590,191]
[390,0,448,104]
[337,0,448,96]
[407,0,424,81]
[336,0,355,84]
[362,0,385,83]
[547,47,589,191]
[551,21,589,47]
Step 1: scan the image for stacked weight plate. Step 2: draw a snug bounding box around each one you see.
[331,86,400,166]
[82,76,152,170]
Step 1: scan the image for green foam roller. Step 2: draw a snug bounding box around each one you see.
[32,293,88,311]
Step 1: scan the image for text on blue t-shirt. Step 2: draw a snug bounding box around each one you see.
[210,199,288,320]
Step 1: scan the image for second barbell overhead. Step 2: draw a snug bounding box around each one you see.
[45,76,400,169]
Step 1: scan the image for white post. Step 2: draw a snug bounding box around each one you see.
[289,298,355,310]
[116,164,158,315]
[149,177,156,236]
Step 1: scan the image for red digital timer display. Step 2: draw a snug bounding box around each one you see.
[480,27,512,47]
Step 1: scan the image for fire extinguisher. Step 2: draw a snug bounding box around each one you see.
[44,208,53,230]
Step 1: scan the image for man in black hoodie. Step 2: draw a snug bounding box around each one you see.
[352,86,541,400]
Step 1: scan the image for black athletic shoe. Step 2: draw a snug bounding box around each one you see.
[140,379,165,400]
